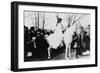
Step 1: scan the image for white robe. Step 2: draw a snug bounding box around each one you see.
[47,23,63,49]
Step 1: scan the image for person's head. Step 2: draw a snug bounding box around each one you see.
[57,18,62,24]
[30,27,35,31]
[84,31,87,35]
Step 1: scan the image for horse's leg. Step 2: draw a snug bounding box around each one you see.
[34,41,36,48]
[65,44,69,60]
[47,46,51,59]
[68,43,71,60]
[74,49,76,59]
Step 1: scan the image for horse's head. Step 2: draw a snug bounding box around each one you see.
[66,23,81,36]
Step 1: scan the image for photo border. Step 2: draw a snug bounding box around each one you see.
[11,1,98,72]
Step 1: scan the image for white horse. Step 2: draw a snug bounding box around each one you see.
[46,23,64,59]
[63,23,78,60]
[46,21,80,60]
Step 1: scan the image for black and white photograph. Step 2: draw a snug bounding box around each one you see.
[24,11,91,61]
[11,1,97,71]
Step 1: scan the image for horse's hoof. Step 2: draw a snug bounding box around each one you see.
[69,58,72,60]
[65,58,69,60]
[48,57,51,60]
[76,57,79,59]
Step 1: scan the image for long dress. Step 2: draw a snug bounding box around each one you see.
[47,23,63,49]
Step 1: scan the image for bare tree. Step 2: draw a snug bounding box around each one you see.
[66,14,74,28]
[30,15,34,26]
[34,12,38,29]
[42,12,45,30]
[37,11,40,29]
[66,14,86,29]
[25,14,34,28]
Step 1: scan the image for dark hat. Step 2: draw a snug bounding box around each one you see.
[57,18,62,23]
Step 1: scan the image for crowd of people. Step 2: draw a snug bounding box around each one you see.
[71,26,90,58]
[24,24,90,61]
[24,26,54,61]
